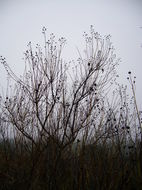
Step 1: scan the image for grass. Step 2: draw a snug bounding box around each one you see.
[0,136,142,189]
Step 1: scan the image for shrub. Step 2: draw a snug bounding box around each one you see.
[0,26,142,189]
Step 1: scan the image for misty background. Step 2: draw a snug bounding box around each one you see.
[0,0,142,107]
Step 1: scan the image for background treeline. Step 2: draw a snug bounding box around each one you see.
[0,26,142,190]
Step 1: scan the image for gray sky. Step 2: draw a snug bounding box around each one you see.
[0,0,142,106]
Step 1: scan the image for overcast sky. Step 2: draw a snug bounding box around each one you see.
[0,0,142,106]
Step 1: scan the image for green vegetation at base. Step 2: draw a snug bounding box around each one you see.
[0,137,142,190]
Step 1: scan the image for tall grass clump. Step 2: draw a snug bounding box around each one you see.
[0,26,142,190]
